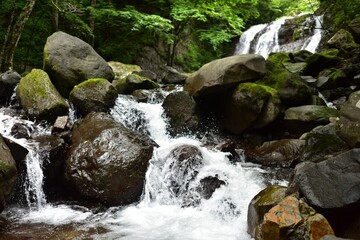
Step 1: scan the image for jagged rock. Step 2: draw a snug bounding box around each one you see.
[294,148,360,209]
[198,176,225,200]
[16,69,69,120]
[64,112,156,206]
[336,90,360,147]
[257,196,334,240]
[317,68,348,89]
[44,31,114,97]
[327,29,357,48]
[162,91,199,134]
[284,105,339,134]
[299,124,349,163]
[161,66,188,84]
[0,135,17,213]
[52,116,69,133]
[223,82,281,134]
[247,185,287,238]
[69,78,117,116]
[184,54,266,97]
[305,49,341,76]
[246,139,305,167]
[260,52,314,106]
[112,73,160,94]
[108,61,141,80]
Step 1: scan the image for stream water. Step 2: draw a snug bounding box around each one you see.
[0,88,287,239]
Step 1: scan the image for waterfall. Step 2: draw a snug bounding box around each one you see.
[235,14,324,58]
[0,89,286,239]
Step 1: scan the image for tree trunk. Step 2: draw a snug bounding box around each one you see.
[0,0,37,72]
[89,0,96,47]
[51,0,59,32]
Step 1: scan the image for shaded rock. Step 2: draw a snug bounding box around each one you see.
[247,139,305,168]
[16,69,69,120]
[69,78,117,116]
[108,61,141,80]
[327,29,357,49]
[161,66,187,84]
[198,176,225,200]
[0,135,17,213]
[184,54,266,97]
[44,31,114,97]
[348,17,360,43]
[258,196,334,240]
[284,105,339,134]
[0,70,21,104]
[336,90,360,147]
[317,68,348,89]
[10,123,30,139]
[112,73,160,94]
[260,52,314,106]
[65,112,156,206]
[299,124,349,163]
[223,82,281,134]
[133,69,157,82]
[294,148,360,209]
[305,49,340,76]
[247,185,288,238]
[321,236,355,240]
[162,91,199,134]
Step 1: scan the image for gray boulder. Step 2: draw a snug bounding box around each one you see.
[69,78,117,116]
[0,135,17,213]
[294,148,360,209]
[184,54,266,97]
[44,31,114,97]
[112,73,160,94]
[64,112,156,206]
[16,69,69,120]
[336,90,360,147]
[162,91,199,134]
[0,69,21,104]
[161,66,187,84]
[223,82,281,134]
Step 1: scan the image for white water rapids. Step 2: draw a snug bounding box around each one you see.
[0,89,286,239]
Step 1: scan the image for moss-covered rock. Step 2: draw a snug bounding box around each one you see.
[223,82,281,134]
[69,78,117,116]
[260,52,314,106]
[317,68,347,89]
[112,73,160,94]
[327,29,357,49]
[16,69,69,120]
[247,185,287,238]
[0,135,17,213]
[108,61,142,80]
[304,49,341,76]
[349,17,360,43]
[43,31,114,97]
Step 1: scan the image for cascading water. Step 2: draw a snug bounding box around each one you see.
[235,14,324,58]
[0,89,285,239]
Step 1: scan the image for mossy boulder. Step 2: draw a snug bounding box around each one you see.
[69,78,117,116]
[16,69,69,120]
[0,135,17,213]
[260,52,314,106]
[304,49,341,76]
[112,73,160,94]
[247,185,287,238]
[349,17,360,43]
[64,112,157,206]
[162,91,200,134]
[327,29,357,49]
[317,68,347,89]
[336,90,360,147]
[223,82,281,134]
[284,105,339,134]
[184,54,266,97]
[108,61,142,80]
[300,124,349,163]
[43,31,114,97]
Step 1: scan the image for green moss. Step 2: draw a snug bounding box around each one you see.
[236,82,280,103]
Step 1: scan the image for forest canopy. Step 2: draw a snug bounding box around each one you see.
[0,0,332,72]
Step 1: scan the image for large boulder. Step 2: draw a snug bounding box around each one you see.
[112,73,160,94]
[284,105,339,134]
[336,90,360,147]
[223,82,281,134]
[64,112,157,206]
[161,66,188,84]
[16,69,69,120]
[260,52,314,106]
[247,185,287,238]
[0,135,17,213]
[184,54,266,97]
[327,29,357,49]
[257,196,334,240]
[43,31,114,97]
[304,49,341,76]
[162,91,200,134]
[108,61,142,80]
[0,70,21,104]
[69,78,117,116]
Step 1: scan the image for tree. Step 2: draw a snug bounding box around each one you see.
[0,0,37,71]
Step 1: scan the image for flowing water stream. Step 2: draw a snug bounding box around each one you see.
[0,88,286,239]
